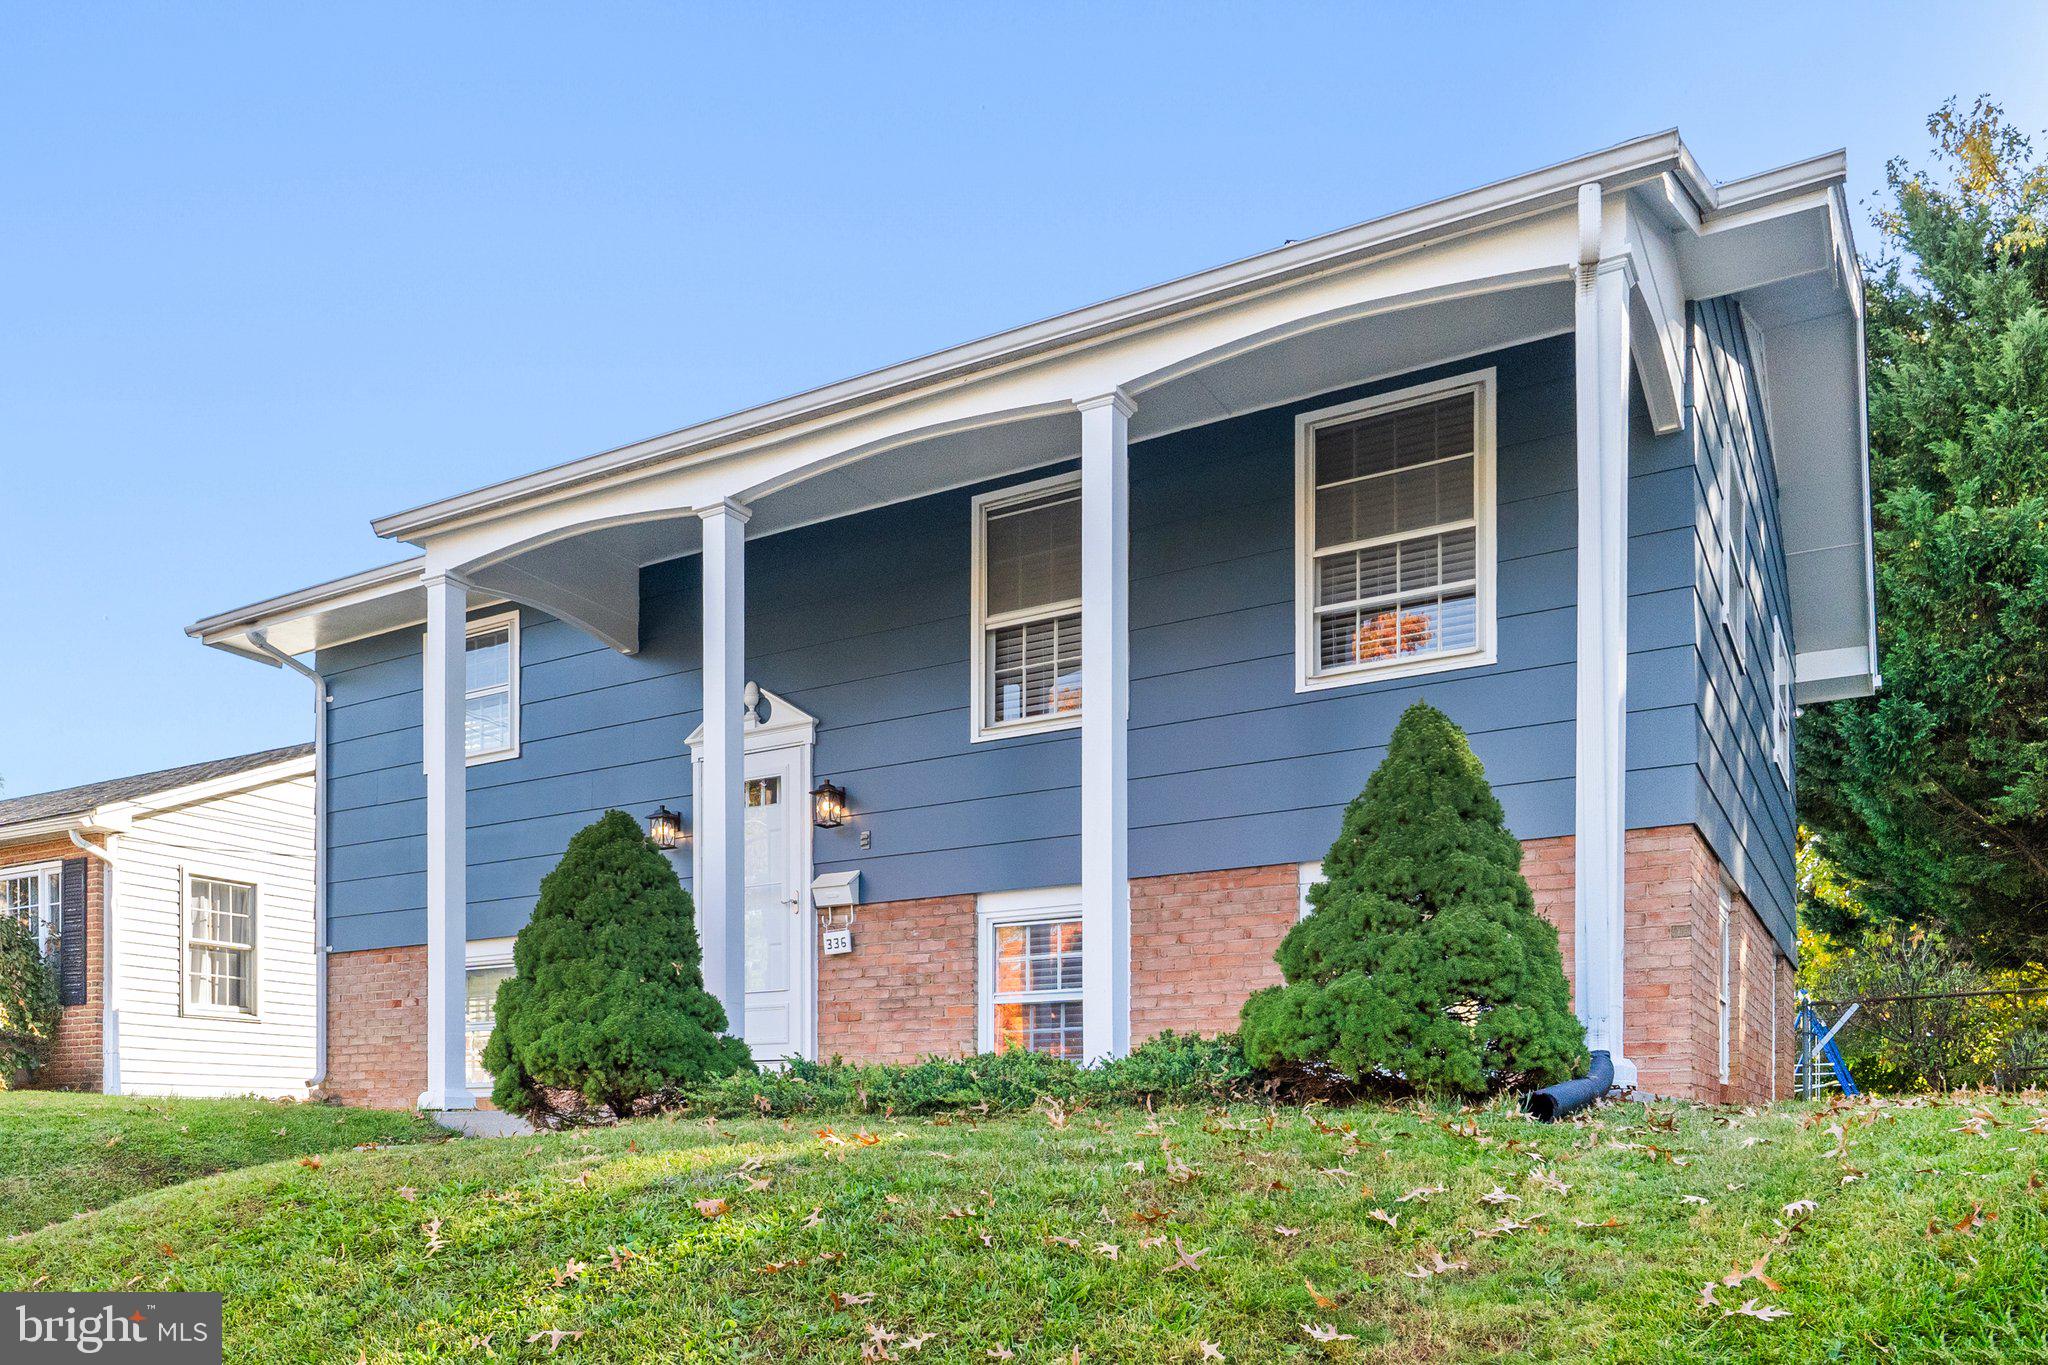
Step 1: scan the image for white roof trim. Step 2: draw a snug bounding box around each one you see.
[0,753,316,847]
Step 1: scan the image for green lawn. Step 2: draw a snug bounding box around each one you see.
[0,1091,443,1237]
[3,1093,2045,1361]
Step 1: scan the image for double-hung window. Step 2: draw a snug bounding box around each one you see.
[1,863,61,954]
[464,612,520,762]
[1719,456,1750,663]
[1771,622,1794,784]
[464,942,516,1091]
[972,475,1083,739]
[186,875,257,1015]
[1296,372,1496,689]
[978,889,1084,1060]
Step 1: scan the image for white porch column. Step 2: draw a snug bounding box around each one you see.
[419,572,475,1111]
[1572,183,1637,1089]
[1078,390,1134,1063]
[696,499,749,1038]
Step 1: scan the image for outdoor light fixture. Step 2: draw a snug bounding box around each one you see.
[646,805,685,849]
[810,779,848,829]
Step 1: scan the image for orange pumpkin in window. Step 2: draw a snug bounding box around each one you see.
[1351,610,1432,662]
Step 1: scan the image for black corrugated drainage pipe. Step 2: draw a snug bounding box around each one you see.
[1525,1050,1614,1121]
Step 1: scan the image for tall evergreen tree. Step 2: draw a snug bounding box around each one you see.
[484,810,752,1118]
[1801,99,2048,964]
[1239,702,1585,1096]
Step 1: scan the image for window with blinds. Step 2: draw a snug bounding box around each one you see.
[973,476,1083,738]
[1296,375,1494,686]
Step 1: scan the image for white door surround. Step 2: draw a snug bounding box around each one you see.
[687,687,818,1064]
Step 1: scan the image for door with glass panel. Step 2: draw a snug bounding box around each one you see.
[740,748,811,1062]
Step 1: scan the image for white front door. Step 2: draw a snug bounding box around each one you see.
[741,748,810,1062]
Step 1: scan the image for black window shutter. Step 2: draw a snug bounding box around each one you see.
[58,857,88,1007]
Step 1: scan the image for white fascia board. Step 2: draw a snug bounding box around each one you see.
[92,755,319,825]
[372,131,1732,544]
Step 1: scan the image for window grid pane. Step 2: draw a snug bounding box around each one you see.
[465,964,515,1087]
[188,879,254,947]
[991,917,1084,1060]
[188,945,250,1011]
[464,622,516,757]
[988,611,1082,726]
[1307,389,1482,676]
[983,490,1081,617]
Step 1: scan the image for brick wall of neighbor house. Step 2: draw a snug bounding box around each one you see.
[323,945,427,1110]
[816,895,978,1062]
[3,835,104,1091]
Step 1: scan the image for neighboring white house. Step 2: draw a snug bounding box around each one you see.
[0,744,317,1097]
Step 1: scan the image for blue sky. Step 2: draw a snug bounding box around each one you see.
[2,2,2043,797]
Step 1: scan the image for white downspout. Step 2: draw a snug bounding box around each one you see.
[68,828,120,1094]
[250,629,330,1092]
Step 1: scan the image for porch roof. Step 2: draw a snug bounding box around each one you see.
[190,129,1876,700]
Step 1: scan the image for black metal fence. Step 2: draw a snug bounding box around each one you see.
[1801,985,2048,1094]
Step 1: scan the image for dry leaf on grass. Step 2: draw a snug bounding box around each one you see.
[694,1198,729,1219]
[1302,1322,1356,1343]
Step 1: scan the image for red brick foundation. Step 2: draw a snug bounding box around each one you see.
[322,944,427,1110]
[1131,864,1296,1039]
[816,894,978,1062]
[3,834,105,1091]
[324,825,1794,1108]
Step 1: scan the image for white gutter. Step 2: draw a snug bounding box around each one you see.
[249,629,332,1091]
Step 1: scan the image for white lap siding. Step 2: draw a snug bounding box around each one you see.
[109,774,317,1097]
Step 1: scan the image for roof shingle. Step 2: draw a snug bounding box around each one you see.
[0,744,314,829]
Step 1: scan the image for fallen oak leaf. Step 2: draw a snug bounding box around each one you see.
[694,1198,729,1219]
[830,1290,879,1308]
[1199,1342,1224,1361]
[1724,1298,1791,1323]
[1303,1277,1337,1310]
[1367,1208,1398,1229]
[525,1329,585,1352]
[1302,1322,1356,1343]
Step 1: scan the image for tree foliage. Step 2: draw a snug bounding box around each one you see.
[0,917,60,1084]
[1800,98,2048,964]
[483,810,752,1119]
[1237,702,1585,1095]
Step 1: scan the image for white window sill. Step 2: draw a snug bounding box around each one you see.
[465,745,520,767]
[1295,645,1496,694]
[970,711,1082,744]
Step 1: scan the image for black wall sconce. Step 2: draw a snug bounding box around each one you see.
[646,805,686,850]
[810,779,848,829]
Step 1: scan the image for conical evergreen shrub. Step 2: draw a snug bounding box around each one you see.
[483,809,752,1118]
[1239,702,1586,1095]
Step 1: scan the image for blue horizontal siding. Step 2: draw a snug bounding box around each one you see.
[320,333,1711,951]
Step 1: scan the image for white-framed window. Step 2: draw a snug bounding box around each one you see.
[1297,862,1324,921]
[1295,370,1497,691]
[464,937,517,1091]
[1,862,61,954]
[1717,886,1733,1086]
[976,887,1084,1060]
[464,611,520,763]
[184,873,257,1016]
[1719,455,1750,664]
[1770,621,1794,784]
[971,473,1084,740]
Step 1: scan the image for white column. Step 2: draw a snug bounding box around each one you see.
[1078,390,1134,1063]
[419,573,475,1110]
[1572,183,1637,1090]
[696,500,749,1040]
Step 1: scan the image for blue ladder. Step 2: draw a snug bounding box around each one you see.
[1795,998,1860,1098]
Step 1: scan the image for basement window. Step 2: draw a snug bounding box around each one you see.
[978,888,1084,1060]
